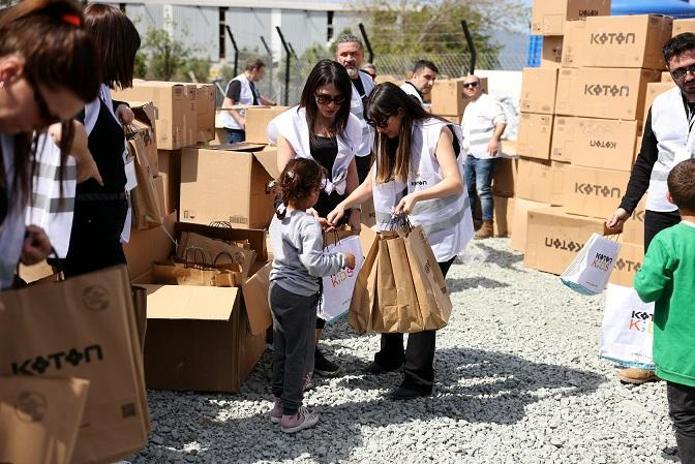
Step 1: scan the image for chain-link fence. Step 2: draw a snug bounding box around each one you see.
[214,50,527,107]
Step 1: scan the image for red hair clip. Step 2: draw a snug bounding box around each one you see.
[61,13,82,27]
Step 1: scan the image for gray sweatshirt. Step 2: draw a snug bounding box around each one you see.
[269,210,346,296]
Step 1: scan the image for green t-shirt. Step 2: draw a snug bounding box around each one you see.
[634,222,695,387]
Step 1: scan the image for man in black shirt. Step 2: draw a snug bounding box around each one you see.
[606,33,695,386]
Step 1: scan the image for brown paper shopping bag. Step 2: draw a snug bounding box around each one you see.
[403,225,452,330]
[348,231,380,333]
[372,234,401,333]
[0,265,149,464]
[177,231,256,279]
[0,376,90,464]
[128,130,162,230]
[387,233,423,332]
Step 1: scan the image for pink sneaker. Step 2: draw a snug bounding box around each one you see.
[280,406,319,433]
[270,398,282,424]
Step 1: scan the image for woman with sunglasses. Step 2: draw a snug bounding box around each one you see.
[327,82,474,400]
[0,0,100,289]
[59,3,141,278]
[268,59,362,379]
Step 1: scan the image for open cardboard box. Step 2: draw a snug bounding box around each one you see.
[132,222,271,393]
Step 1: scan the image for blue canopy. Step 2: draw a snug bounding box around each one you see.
[611,0,695,18]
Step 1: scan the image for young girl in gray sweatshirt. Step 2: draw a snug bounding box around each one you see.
[268,158,356,433]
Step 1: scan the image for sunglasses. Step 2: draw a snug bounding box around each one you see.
[26,75,60,125]
[315,94,346,106]
[670,64,695,80]
[366,117,389,129]
[463,82,479,89]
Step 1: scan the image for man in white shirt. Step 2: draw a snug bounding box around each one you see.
[460,74,507,239]
[335,34,375,183]
[400,60,438,108]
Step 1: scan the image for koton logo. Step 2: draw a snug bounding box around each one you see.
[11,345,104,375]
[615,258,642,273]
[628,309,653,333]
[589,140,617,150]
[584,84,630,98]
[590,32,637,45]
[544,237,584,252]
[329,267,354,288]
[574,183,622,198]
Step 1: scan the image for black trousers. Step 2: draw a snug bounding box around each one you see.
[644,210,681,251]
[668,382,695,464]
[373,257,456,393]
[355,154,373,185]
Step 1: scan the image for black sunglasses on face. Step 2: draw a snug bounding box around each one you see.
[366,117,389,129]
[463,82,479,89]
[315,94,346,106]
[671,64,695,80]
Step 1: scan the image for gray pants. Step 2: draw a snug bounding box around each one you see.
[270,282,317,415]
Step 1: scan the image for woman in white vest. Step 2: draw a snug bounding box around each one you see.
[0,0,101,289]
[267,59,362,378]
[222,58,273,144]
[327,82,474,399]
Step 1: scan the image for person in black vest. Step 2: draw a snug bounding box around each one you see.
[61,3,140,277]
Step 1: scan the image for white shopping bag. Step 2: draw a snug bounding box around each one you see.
[599,284,655,369]
[25,135,76,258]
[318,235,363,323]
[561,233,621,295]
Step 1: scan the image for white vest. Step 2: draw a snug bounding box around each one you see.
[400,82,425,106]
[372,118,474,262]
[0,134,26,289]
[221,73,260,130]
[649,87,694,212]
[267,106,362,195]
[350,70,376,157]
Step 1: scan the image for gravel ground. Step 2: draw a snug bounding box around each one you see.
[131,238,674,464]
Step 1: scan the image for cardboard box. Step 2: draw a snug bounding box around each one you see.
[516,157,552,203]
[609,241,644,286]
[661,71,673,83]
[517,113,554,160]
[153,176,166,217]
[114,81,197,150]
[130,102,158,175]
[492,157,518,198]
[622,197,646,247]
[157,149,181,217]
[135,223,271,393]
[431,77,488,117]
[561,20,586,67]
[244,106,289,144]
[564,166,630,219]
[196,84,216,143]
[524,207,607,275]
[520,68,558,115]
[542,36,564,68]
[551,117,639,170]
[509,198,552,252]
[532,0,611,36]
[493,196,514,237]
[375,74,405,86]
[577,15,673,69]
[643,81,677,120]
[550,161,569,206]
[124,211,177,279]
[0,376,90,464]
[180,146,277,229]
[555,67,661,120]
[673,18,695,37]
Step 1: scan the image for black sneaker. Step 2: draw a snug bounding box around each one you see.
[365,361,403,375]
[314,348,341,377]
[387,384,432,400]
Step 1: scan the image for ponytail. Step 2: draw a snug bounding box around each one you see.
[275,158,326,218]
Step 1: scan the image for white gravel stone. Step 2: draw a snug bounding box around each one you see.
[129,238,675,463]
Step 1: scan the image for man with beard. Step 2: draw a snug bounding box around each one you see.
[606,33,695,389]
[335,34,375,183]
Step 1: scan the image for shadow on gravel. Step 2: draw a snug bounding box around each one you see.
[447,276,510,291]
[458,242,524,272]
[133,347,605,464]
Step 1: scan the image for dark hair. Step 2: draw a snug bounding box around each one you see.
[0,0,100,208]
[668,159,695,212]
[84,3,141,89]
[276,158,327,218]
[244,57,265,72]
[299,59,352,143]
[365,82,437,183]
[663,33,695,65]
[412,60,439,75]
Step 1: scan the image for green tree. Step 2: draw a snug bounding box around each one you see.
[140,27,191,81]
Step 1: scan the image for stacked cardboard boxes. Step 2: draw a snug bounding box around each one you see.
[430,77,489,123]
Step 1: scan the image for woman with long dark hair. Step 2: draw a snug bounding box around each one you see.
[0,0,100,289]
[268,59,362,378]
[60,3,141,277]
[327,82,474,399]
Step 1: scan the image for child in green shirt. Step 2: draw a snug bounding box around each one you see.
[634,158,695,464]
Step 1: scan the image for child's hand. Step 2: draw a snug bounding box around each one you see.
[343,252,356,270]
